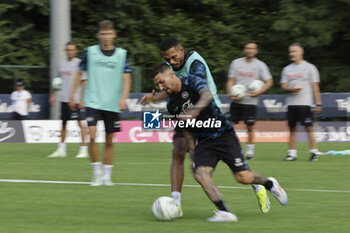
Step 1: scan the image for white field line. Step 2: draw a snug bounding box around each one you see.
[1,179,350,193]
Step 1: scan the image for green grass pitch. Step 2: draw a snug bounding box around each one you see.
[0,142,349,233]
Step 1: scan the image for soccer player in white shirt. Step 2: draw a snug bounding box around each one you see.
[48,42,88,158]
[280,43,322,162]
[11,82,32,120]
[226,41,273,160]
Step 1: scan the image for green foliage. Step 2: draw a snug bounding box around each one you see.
[0,0,349,93]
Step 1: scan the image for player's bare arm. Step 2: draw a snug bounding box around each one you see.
[281,83,302,93]
[119,73,132,111]
[246,78,273,97]
[69,69,83,110]
[182,87,212,120]
[140,90,169,105]
[312,82,322,114]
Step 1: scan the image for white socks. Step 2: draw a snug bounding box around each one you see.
[288,149,297,158]
[172,191,182,206]
[58,143,66,154]
[91,163,114,179]
[310,149,319,154]
[91,162,103,176]
[103,165,114,181]
[246,144,255,155]
[79,146,88,152]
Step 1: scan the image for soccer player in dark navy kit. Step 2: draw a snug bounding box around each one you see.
[142,38,269,215]
[153,62,288,222]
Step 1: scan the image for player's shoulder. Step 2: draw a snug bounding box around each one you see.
[303,60,317,69]
[231,57,245,65]
[254,58,268,66]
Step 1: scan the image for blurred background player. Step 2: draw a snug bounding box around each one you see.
[141,37,270,215]
[48,41,88,158]
[10,81,32,120]
[70,20,132,186]
[226,41,273,160]
[153,63,287,222]
[281,43,322,162]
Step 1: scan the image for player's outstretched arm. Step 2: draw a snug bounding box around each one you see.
[140,90,169,105]
[69,69,83,110]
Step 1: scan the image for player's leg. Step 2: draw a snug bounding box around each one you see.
[170,127,187,206]
[85,107,103,186]
[301,106,319,161]
[101,111,120,186]
[219,130,270,213]
[75,109,88,158]
[234,170,288,206]
[285,106,297,161]
[194,140,238,222]
[48,102,68,157]
[243,105,257,160]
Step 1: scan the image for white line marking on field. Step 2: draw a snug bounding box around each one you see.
[0,179,350,193]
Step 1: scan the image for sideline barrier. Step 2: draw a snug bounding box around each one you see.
[0,120,349,143]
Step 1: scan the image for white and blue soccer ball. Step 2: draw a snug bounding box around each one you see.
[52,77,62,90]
[248,80,265,92]
[152,196,179,221]
[230,84,246,98]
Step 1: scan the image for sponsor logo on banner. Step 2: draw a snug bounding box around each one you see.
[0,121,16,142]
[0,120,25,142]
[335,97,350,112]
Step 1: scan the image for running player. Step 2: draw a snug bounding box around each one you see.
[281,43,322,161]
[153,62,288,222]
[48,41,88,158]
[141,37,269,214]
[226,41,273,160]
[69,20,132,186]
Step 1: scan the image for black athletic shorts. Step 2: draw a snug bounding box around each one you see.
[287,105,313,127]
[173,125,184,140]
[229,102,256,126]
[85,107,120,133]
[61,102,82,122]
[193,130,249,173]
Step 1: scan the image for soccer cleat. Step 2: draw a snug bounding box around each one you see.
[176,205,183,218]
[103,178,114,186]
[48,150,66,158]
[267,177,288,206]
[252,185,270,213]
[284,155,297,161]
[75,151,89,158]
[90,174,103,186]
[309,153,318,162]
[245,153,254,160]
[207,210,238,222]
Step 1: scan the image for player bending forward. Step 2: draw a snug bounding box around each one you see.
[153,62,288,222]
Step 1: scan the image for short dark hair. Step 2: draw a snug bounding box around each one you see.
[160,37,180,52]
[152,62,172,77]
[98,20,115,30]
[289,42,303,49]
[244,40,258,47]
[66,41,76,47]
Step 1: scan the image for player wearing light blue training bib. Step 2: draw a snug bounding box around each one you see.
[70,20,132,187]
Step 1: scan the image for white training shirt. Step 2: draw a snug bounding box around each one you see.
[228,57,272,105]
[57,58,86,103]
[280,61,320,106]
[11,89,32,116]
